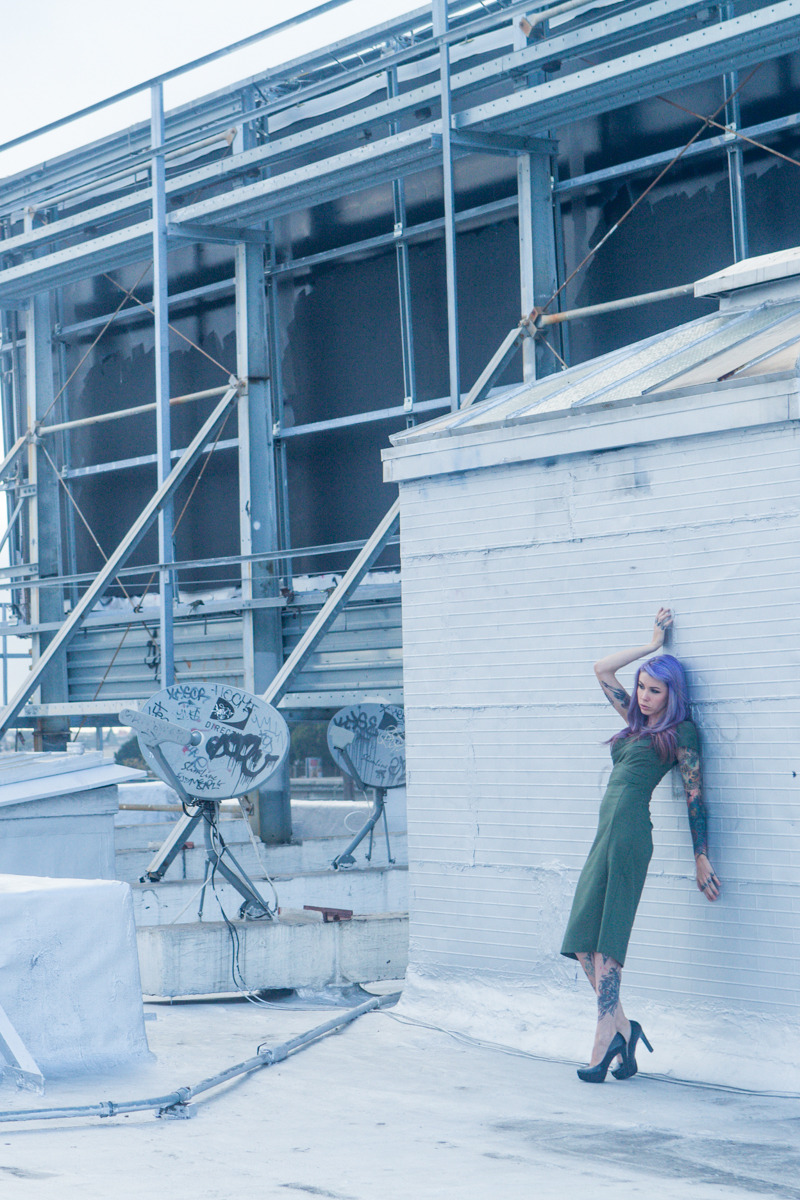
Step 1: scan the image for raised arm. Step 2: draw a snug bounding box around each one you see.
[675,743,720,902]
[594,608,672,719]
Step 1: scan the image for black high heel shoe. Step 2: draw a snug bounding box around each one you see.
[611,1020,653,1080]
[576,1032,626,1083]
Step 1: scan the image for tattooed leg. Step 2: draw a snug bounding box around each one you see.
[576,952,596,993]
[588,953,630,1066]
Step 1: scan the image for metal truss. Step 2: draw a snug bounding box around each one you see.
[0,0,796,816]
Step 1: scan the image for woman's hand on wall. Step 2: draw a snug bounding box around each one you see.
[695,853,720,901]
[652,607,673,648]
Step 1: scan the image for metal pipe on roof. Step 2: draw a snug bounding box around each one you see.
[36,386,230,435]
[0,993,401,1124]
[534,282,698,326]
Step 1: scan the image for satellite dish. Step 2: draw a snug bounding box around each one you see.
[136,682,290,801]
[327,703,405,790]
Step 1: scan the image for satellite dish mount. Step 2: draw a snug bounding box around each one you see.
[326,704,405,870]
[121,683,290,919]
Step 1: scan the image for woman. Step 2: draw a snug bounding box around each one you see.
[561,608,720,1083]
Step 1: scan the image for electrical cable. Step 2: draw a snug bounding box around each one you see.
[205,807,285,1010]
[539,65,763,317]
[659,95,800,172]
[383,1011,800,1100]
[101,273,233,378]
[235,797,280,914]
[47,399,236,736]
[36,261,154,429]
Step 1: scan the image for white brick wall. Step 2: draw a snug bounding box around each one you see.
[398,421,800,1017]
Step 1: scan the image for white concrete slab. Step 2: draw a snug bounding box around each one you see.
[136,913,408,996]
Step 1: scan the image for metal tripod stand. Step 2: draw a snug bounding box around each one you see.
[331,745,395,870]
[124,708,272,919]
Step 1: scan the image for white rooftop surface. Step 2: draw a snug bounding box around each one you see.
[0,751,143,807]
[0,989,795,1200]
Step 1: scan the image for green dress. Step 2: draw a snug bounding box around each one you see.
[561,720,698,967]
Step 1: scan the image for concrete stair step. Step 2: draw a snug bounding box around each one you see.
[133,864,408,925]
[116,831,408,884]
[136,912,408,997]
[114,817,244,852]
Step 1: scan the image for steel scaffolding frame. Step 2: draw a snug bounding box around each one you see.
[0,0,797,829]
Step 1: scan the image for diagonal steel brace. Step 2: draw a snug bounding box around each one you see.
[0,380,242,737]
[262,497,400,707]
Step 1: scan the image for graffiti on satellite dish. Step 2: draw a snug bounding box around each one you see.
[326,703,405,789]
[140,682,289,800]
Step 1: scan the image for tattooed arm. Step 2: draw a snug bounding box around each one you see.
[676,744,720,902]
[594,608,673,719]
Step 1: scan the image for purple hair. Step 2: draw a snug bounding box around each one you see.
[609,654,689,762]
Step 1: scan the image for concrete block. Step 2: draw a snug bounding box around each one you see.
[136,912,408,996]
[0,874,150,1074]
[132,865,409,925]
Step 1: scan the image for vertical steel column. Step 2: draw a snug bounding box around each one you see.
[722,2,748,262]
[235,95,291,844]
[387,64,418,425]
[517,154,560,380]
[267,236,293,586]
[260,102,293,588]
[151,83,175,687]
[514,18,559,381]
[24,214,69,749]
[432,0,461,410]
[6,313,25,627]
[53,290,79,611]
[0,310,16,707]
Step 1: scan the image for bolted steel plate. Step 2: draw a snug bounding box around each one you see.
[326,703,405,789]
[139,682,289,800]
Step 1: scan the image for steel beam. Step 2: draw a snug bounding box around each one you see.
[518,150,560,380]
[433,0,461,412]
[234,97,291,844]
[0,382,241,736]
[0,0,708,234]
[387,65,418,424]
[7,534,400,596]
[461,324,529,410]
[24,231,69,749]
[59,437,238,481]
[455,1,800,135]
[151,84,175,688]
[173,126,453,230]
[0,224,153,307]
[262,499,400,708]
[721,5,749,263]
[4,4,789,303]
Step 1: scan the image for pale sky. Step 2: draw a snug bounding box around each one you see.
[0,0,421,177]
[0,1,421,699]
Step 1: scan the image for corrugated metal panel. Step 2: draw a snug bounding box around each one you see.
[66,586,402,708]
[398,424,800,1017]
[391,301,800,444]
